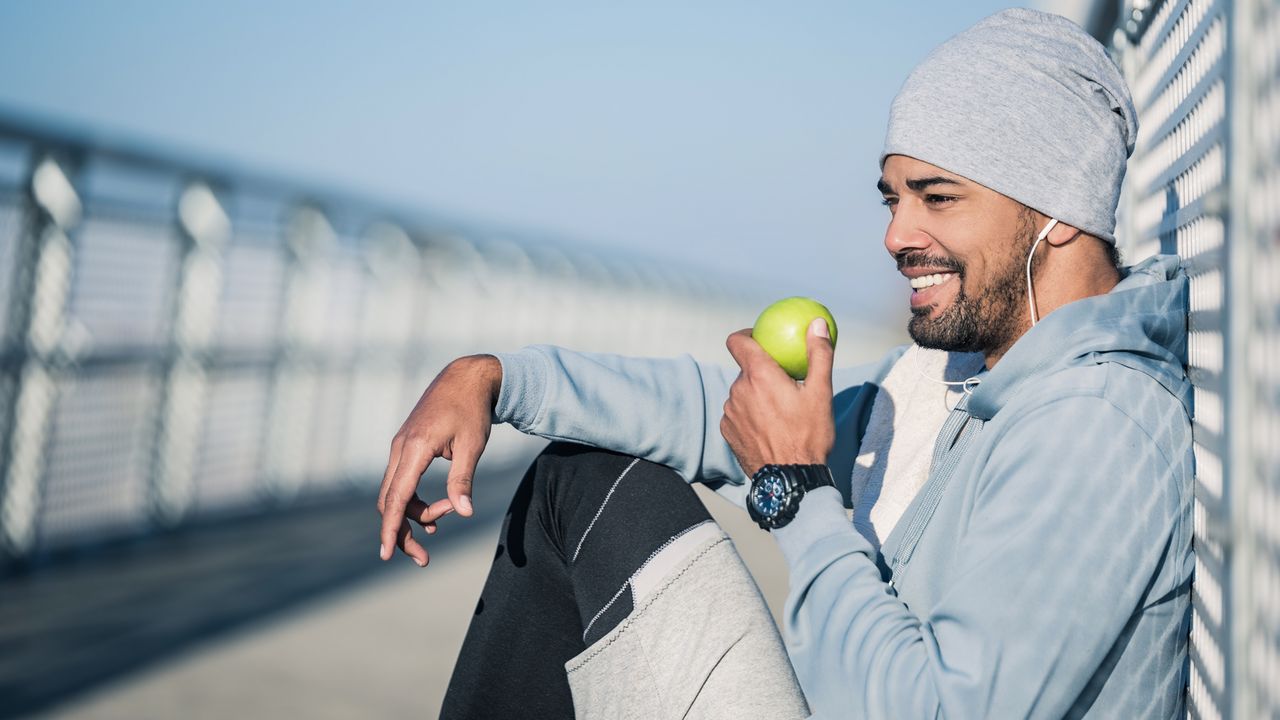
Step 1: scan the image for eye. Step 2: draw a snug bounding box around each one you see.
[880,197,897,208]
[925,194,957,206]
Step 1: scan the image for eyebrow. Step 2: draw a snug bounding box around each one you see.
[877,175,963,195]
[906,176,962,192]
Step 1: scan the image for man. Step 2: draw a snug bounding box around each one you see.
[378,9,1193,719]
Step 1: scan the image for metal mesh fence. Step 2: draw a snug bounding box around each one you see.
[1123,3,1234,717]
[0,122,795,564]
[1233,0,1280,715]
[1098,0,1279,716]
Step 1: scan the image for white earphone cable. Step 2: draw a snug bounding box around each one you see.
[1025,218,1059,326]
[909,216,1057,396]
[912,352,982,397]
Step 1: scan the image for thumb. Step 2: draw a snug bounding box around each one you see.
[804,317,835,393]
[446,439,483,517]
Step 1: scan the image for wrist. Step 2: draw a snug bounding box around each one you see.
[749,455,828,477]
[452,354,503,412]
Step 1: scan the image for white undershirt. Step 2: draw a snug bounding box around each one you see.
[847,345,986,549]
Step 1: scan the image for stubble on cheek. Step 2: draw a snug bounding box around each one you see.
[905,210,1039,354]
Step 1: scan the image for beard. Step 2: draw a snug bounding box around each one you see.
[904,210,1039,354]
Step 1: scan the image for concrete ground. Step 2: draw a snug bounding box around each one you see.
[38,532,498,720]
[21,469,788,719]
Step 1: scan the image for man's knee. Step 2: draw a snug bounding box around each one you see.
[532,442,653,520]
[533,441,639,474]
[525,442,703,555]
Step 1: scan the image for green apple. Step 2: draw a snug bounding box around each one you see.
[751,297,838,380]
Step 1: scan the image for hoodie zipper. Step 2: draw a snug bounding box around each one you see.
[887,395,984,591]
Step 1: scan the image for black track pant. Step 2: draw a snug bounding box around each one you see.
[440,442,807,720]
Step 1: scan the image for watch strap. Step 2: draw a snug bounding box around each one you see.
[750,463,835,530]
[787,463,835,493]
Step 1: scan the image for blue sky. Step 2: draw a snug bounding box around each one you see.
[0,1,1026,322]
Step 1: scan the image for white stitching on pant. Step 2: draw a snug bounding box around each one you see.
[582,578,631,641]
[567,537,729,672]
[571,457,640,564]
[631,520,715,580]
[580,521,718,642]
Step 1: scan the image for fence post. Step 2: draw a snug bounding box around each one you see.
[0,155,79,559]
[261,206,333,501]
[146,182,229,527]
[341,222,417,486]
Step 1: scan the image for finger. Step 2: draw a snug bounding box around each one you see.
[724,328,752,369]
[380,440,434,560]
[804,317,836,394]
[722,374,743,416]
[406,496,455,527]
[726,328,774,374]
[397,518,430,567]
[377,435,405,513]
[446,439,483,518]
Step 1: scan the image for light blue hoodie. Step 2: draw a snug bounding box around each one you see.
[493,254,1194,718]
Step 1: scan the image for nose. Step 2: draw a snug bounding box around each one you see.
[883,202,934,259]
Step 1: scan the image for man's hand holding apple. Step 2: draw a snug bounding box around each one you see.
[721,318,837,478]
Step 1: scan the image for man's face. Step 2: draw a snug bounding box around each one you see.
[878,154,1039,356]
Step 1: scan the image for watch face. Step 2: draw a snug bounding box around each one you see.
[750,471,788,520]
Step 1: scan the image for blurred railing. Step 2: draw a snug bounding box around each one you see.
[1069,0,1280,717]
[0,116,772,565]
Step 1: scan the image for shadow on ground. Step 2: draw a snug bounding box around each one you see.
[0,459,531,720]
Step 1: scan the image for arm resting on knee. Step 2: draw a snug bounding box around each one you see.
[491,345,905,503]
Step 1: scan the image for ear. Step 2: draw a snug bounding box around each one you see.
[1044,219,1084,247]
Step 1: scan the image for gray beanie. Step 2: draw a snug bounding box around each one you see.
[881,8,1138,243]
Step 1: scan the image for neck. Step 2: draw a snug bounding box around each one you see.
[983,240,1121,370]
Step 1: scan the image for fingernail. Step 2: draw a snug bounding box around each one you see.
[811,318,829,338]
[379,543,387,560]
[459,495,473,514]
[415,557,427,568]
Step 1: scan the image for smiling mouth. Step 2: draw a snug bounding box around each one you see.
[909,272,959,291]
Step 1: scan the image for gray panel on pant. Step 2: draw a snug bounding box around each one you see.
[565,534,809,720]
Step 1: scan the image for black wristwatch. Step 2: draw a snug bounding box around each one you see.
[746,464,835,530]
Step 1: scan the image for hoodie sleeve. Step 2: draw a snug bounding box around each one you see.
[773,392,1188,719]
[493,345,742,487]
[491,345,905,496]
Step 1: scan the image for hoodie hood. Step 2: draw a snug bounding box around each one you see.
[966,254,1190,421]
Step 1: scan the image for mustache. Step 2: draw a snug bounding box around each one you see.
[896,252,964,274]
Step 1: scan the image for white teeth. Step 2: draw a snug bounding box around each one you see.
[909,272,956,290]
